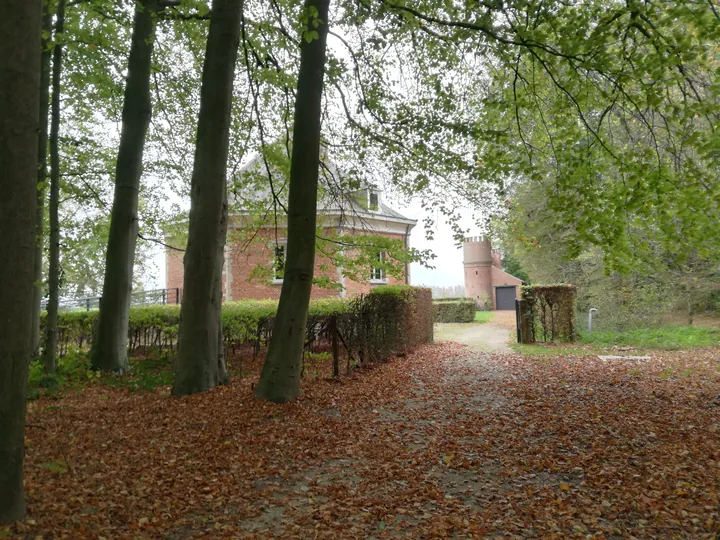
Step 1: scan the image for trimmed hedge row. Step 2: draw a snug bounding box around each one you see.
[432,299,476,323]
[41,286,433,368]
[344,286,433,364]
[518,284,577,343]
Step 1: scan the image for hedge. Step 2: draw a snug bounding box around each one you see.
[518,284,577,343]
[432,299,476,323]
[40,286,433,371]
[343,286,434,366]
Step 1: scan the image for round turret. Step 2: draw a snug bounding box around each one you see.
[463,236,494,309]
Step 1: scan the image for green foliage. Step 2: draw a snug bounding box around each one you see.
[368,284,413,298]
[56,349,94,381]
[27,347,96,398]
[42,288,433,368]
[501,252,529,283]
[432,299,476,323]
[581,326,720,350]
[100,352,175,392]
[342,287,433,365]
[472,1,720,270]
[31,288,433,396]
[27,360,47,392]
[474,311,492,323]
[712,292,720,314]
[499,188,720,332]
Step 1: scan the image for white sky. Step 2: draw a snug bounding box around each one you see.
[394,197,476,287]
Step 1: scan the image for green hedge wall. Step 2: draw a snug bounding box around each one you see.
[519,284,577,343]
[343,286,434,364]
[41,287,433,367]
[432,299,476,323]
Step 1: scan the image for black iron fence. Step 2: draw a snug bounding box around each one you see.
[41,288,181,312]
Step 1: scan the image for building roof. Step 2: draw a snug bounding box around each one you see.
[231,152,416,227]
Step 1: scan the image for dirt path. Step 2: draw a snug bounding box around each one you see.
[434,311,516,352]
[16,341,720,538]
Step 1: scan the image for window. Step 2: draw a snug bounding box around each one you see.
[273,244,285,282]
[368,190,379,211]
[370,252,386,282]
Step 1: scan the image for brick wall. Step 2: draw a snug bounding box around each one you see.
[341,231,408,296]
[166,228,408,301]
[464,264,494,309]
[166,248,184,303]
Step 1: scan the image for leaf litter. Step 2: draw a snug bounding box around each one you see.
[6,342,720,538]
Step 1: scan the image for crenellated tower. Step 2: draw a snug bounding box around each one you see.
[463,236,496,309]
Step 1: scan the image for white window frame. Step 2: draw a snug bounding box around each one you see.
[272,242,286,284]
[370,251,387,284]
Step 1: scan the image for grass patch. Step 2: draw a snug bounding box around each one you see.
[28,349,175,398]
[581,325,720,350]
[510,342,602,358]
[99,352,174,392]
[474,311,492,323]
[511,325,720,359]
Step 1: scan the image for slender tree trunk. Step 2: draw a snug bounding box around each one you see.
[91,0,157,372]
[172,0,242,397]
[43,0,66,376]
[0,0,43,523]
[686,282,694,326]
[255,0,331,403]
[214,202,230,385]
[31,2,54,356]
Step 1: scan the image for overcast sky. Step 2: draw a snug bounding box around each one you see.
[393,197,479,288]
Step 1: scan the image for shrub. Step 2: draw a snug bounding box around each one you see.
[41,288,434,371]
[519,284,577,343]
[341,286,433,364]
[432,299,476,323]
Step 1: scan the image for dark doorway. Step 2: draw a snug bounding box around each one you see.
[495,286,517,310]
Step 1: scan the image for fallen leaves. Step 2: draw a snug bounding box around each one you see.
[4,342,720,537]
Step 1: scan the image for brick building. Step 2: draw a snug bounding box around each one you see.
[166,157,416,300]
[463,236,524,310]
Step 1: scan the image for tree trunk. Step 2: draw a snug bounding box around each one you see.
[31,2,54,356]
[0,0,42,523]
[686,281,694,326]
[91,0,157,373]
[255,0,331,403]
[43,0,66,376]
[172,0,242,397]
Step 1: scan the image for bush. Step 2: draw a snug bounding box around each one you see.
[41,288,433,370]
[343,286,433,363]
[519,284,577,343]
[432,299,476,323]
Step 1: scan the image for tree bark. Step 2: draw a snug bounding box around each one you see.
[43,0,66,376]
[686,281,694,326]
[91,0,157,373]
[0,0,42,523]
[31,2,54,356]
[172,0,242,397]
[255,0,331,403]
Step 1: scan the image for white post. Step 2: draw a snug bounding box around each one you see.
[588,308,597,332]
